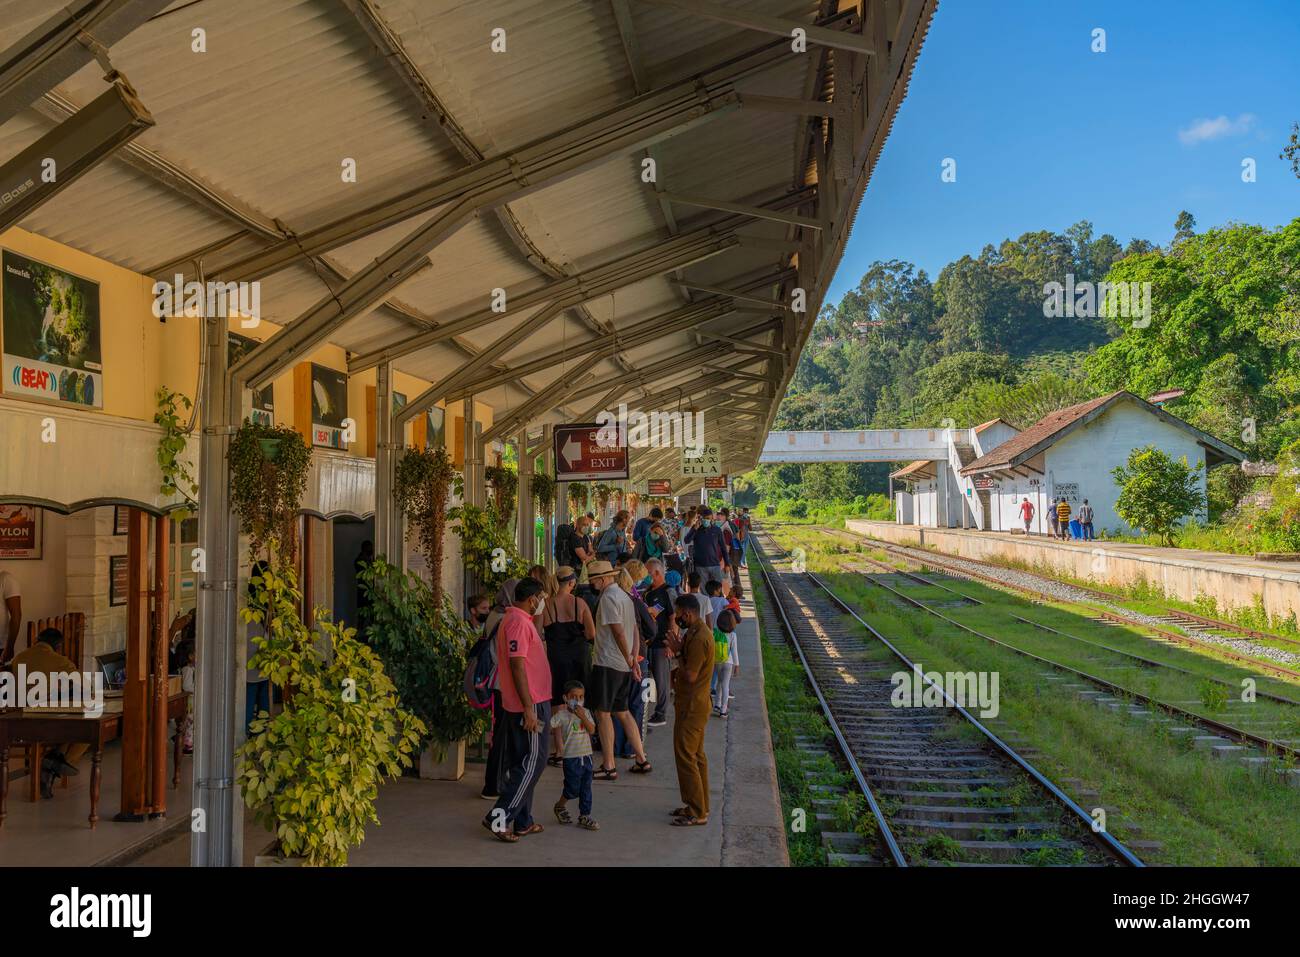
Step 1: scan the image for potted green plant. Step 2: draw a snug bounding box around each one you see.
[449,501,523,594]
[238,564,423,866]
[485,464,518,531]
[358,558,488,780]
[567,481,588,516]
[153,387,198,516]
[531,472,556,518]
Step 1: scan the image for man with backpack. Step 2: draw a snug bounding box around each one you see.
[555,514,595,580]
[684,506,728,585]
[483,578,552,842]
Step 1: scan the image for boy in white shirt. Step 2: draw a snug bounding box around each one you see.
[551,680,599,830]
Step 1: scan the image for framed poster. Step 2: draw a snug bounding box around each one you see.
[113,505,129,535]
[427,405,445,449]
[2,250,103,408]
[0,504,41,559]
[228,332,275,425]
[310,362,349,448]
[109,554,129,607]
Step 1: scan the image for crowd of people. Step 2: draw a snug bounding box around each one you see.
[465,502,753,842]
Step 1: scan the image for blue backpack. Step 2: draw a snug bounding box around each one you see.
[463,621,500,710]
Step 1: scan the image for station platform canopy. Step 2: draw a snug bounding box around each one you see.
[0,0,935,495]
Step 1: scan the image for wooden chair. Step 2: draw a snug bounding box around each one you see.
[7,613,87,800]
[26,612,85,667]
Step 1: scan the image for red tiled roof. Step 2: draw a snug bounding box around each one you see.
[960,392,1124,474]
[890,459,935,479]
[960,390,1246,475]
[973,417,1011,434]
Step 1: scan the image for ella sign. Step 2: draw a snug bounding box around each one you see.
[680,443,721,478]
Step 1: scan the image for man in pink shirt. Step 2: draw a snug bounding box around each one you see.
[484,577,553,842]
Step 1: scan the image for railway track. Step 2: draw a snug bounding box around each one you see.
[833,529,1300,679]
[752,531,1142,868]
[847,553,1300,765]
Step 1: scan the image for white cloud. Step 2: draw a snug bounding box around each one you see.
[1178,113,1257,145]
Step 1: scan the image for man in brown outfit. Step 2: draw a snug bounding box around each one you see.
[667,593,714,825]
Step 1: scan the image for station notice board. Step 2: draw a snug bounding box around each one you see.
[704,475,728,490]
[553,423,629,482]
[648,479,672,496]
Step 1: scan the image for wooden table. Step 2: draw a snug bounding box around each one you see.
[0,692,188,830]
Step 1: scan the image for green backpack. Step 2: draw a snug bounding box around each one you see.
[712,627,730,667]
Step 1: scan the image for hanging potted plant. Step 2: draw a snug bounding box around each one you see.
[484,464,519,532]
[153,387,199,516]
[449,501,523,594]
[239,564,423,865]
[567,481,588,516]
[394,445,456,603]
[229,419,312,561]
[357,559,489,780]
[594,483,612,516]
[531,472,556,519]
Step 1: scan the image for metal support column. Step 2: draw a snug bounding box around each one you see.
[374,361,400,565]
[517,428,534,561]
[192,312,242,867]
[542,424,556,570]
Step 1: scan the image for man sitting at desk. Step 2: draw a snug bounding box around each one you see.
[9,627,83,798]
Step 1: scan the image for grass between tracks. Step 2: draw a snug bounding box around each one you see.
[763,523,1300,866]
[752,570,880,866]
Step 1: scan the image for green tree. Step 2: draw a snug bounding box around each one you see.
[1173,210,1197,246]
[1282,121,1299,178]
[1110,446,1206,544]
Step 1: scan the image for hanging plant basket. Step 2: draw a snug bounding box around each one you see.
[394,445,456,603]
[229,420,312,560]
[531,472,556,517]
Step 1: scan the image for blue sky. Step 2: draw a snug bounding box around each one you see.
[828,0,1300,302]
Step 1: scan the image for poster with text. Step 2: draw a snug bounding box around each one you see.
[2,250,102,408]
[0,504,41,558]
[311,363,349,448]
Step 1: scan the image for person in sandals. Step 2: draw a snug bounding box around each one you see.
[551,680,599,830]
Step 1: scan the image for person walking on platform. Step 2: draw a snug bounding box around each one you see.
[483,578,552,842]
[1078,499,1095,540]
[667,594,714,826]
[1056,497,1072,539]
[1018,497,1035,535]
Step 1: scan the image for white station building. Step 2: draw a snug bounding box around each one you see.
[890,391,1246,535]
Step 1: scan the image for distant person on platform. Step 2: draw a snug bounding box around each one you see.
[1019,497,1035,535]
[0,568,22,666]
[684,506,728,585]
[1078,499,1095,541]
[1055,498,1072,539]
[10,627,84,798]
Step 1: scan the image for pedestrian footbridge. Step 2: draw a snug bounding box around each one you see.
[759,428,962,464]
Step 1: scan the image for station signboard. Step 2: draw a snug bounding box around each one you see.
[704,475,727,490]
[680,443,721,478]
[972,477,997,490]
[554,422,629,481]
[648,479,672,496]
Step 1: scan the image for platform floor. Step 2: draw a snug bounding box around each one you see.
[125,564,787,867]
[1,739,193,867]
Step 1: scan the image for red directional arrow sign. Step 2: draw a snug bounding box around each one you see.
[553,422,629,482]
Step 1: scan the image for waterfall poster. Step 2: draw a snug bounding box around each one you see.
[2,250,103,408]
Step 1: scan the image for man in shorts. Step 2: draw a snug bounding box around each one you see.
[586,561,652,780]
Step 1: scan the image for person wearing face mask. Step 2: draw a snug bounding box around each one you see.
[466,593,492,637]
[683,505,728,585]
[483,577,552,843]
[542,566,595,767]
[666,593,714,826]
[550,680,599,830]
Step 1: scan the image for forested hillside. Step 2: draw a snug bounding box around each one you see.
[738,211,1300,535]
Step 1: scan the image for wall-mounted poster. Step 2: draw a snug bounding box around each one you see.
[310,363,349,449]
[109,554,129,607]
[427,406,445,449]
[113,505,129,535]
[2,250,102,408]
[228,332,274,425]
[0,504,41,558]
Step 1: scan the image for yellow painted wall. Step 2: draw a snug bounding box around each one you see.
[0,226,496,454]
